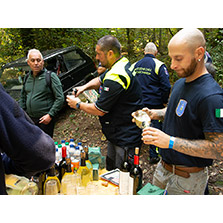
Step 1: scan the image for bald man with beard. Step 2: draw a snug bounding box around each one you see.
[140,28,223,195]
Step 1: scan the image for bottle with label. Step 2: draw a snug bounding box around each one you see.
[44,165,61,195]
[74,146,81,162]
[61,158,76,195]
[76,151,91,187]
[119,147,131,195]
[58,146,67,181]
[69,144,76,159]
[84,146,93,181]
[129,147,142,195]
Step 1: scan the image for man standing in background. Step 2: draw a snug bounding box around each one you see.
[132,42,171,164]
[20,49,64,137]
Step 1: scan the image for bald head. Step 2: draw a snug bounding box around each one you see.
[168,28,207,81]
[168,28,206,53]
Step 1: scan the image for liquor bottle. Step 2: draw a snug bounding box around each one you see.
[44,165,61,195]
[84,146,93,181]
[76,151,91,187]
[58,146,67,181]
[129,147,142,195]
[119,147,131,195]
[61,158,76,195]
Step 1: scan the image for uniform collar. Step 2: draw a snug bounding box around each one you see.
[109,56,124,70]
[145,54,155,59]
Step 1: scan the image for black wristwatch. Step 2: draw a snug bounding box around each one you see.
[76,101,81,109]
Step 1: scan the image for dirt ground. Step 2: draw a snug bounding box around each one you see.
[54,106,223,195]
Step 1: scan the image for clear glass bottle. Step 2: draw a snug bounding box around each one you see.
[44,165,60,195]
[119,148,131,195]
[61,158,77,195]
[76,151,91,187]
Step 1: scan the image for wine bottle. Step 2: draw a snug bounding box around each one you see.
[129,147,142,195]
[58,146,67,181]
[119,147,131,195]
[84,146,93,181]
[76,151,91,187]
[44,165,61,195]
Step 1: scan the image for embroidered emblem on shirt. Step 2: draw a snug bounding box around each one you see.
[216,108,223,118]
[164,67,169,76]
[176,99,187,117]
[104,87,109,92]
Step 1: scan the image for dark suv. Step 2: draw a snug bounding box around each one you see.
[0,46,97,101]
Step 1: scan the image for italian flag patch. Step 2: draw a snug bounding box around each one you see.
[216,109,223,118]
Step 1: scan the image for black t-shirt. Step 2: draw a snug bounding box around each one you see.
[95,57,144,147]
[161,74,223,167]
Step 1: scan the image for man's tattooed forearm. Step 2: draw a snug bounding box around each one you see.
[173,133,223,160]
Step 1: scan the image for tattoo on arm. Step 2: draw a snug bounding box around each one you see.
[173,132,223,160]
[156,107,167,121]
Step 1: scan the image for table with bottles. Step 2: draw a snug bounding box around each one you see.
[38,139,120,195]
[6,109,167,195]
[5,138,144,195]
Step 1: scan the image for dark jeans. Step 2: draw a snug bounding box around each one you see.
[30,116,55,138]
[106,141,140,171]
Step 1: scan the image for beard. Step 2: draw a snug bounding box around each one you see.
[180,58,198,78]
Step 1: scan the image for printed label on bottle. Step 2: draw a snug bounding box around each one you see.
[119,171,129,195]
[128,176,134,195]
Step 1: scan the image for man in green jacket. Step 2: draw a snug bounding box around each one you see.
[19,49,64,137]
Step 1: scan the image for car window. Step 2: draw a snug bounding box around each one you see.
[63,51,86,71]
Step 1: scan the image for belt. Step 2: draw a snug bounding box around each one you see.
[161,160,205,178]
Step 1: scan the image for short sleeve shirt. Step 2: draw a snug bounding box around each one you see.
[160,74,223,167]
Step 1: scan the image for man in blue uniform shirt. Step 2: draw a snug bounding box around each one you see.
[141,28,223,195]
[67,35,143,170]
[132,42,171,164]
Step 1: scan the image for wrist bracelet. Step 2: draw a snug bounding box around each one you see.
[169,136,175,149]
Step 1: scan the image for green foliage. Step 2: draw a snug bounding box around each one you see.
[205,28,223,87]
[0,28,222,86]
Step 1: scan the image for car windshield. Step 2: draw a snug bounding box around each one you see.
[63,51,86,71]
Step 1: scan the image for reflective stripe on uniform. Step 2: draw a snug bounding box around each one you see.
[129,62,136,76]
[153,58,164,75]
[102,57,131,90]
